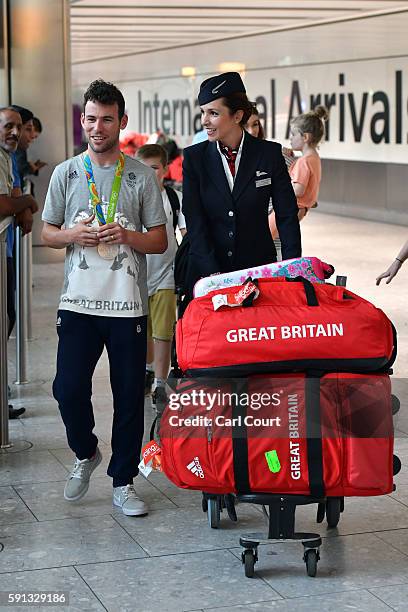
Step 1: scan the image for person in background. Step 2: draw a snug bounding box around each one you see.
[0,107,38,418]
[191,129,208,145]
[136,144,186,420]
[182,71,301,299]
[32,117,42,139]
[11,107,46,195]
[29,117,47,176]
[376,240,408,285]
[269,105,328,240]
[244,104,265,140]
[11,105,34,187]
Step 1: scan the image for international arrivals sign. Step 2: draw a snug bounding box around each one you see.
[124,57,408,163]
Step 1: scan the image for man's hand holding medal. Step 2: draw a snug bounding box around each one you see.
[82,152,126,259]
[69,213,100,248]
[97,221,128,246]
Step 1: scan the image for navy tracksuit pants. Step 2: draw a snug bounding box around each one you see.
[53,310,147,487]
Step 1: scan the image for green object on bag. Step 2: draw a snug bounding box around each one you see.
[265,450,281,473]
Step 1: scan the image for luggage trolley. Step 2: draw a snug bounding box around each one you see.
[238,406,400,575]
[239,494,323,578]
[237,433,400,578]
[171,272,400,578]
[200,274,348,533]
[237,274,347,577]
[200,274,398,578]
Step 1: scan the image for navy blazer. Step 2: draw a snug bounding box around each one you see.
[182,132,301,291]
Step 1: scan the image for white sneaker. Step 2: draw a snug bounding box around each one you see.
[113,484,148,516]
[64,447,102,502]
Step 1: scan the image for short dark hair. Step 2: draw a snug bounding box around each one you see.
[11,105,33,125]
[137,144,168,167]
[221,92,253,127]
[32,117,42,133]
[83,79,125,120]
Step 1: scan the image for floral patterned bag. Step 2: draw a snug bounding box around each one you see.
[193,257,334,298]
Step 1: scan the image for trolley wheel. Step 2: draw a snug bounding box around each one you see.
[391,394,400,415]
[326,497,341,528]
[201,494,208,513]
[316,502,326,523]
[393,454,402,476]
[225,494,237,522]
[304,549,319,577]
[208,497,220,529]
[242,549,256,578]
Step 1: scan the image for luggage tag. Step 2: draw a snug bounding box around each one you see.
[138,440,162,477]
[212,279,259,311]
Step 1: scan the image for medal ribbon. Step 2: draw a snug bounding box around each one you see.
[82,152,125,225]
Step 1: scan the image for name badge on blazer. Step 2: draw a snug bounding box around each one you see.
[255,177,272,188]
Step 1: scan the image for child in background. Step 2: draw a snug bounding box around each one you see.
[137,144,186,418]
[269,105,328,239]
[244,104,265,140]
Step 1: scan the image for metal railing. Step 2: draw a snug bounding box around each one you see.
[0,216,13,448]
[0,216,33,448]
[15,228,30,385]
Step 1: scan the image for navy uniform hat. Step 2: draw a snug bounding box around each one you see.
[198,72,246,105]
[11,105,34,125]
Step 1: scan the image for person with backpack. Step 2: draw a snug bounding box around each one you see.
[137,144,186,415]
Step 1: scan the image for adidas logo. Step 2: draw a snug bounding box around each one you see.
[56,316,61,327]
[186,456,205,479]
[68,170,79,180]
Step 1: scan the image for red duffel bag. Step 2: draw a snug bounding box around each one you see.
[160,373,394,497]
[176,277,396,376]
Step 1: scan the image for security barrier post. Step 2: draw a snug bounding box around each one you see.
[0,217,12,448]
[15,227,29,385]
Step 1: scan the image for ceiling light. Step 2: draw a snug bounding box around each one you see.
[181,66,196,77]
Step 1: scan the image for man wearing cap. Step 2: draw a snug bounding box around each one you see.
[182,71,301,295]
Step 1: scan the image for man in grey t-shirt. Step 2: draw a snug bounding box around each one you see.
[42,80,167,516]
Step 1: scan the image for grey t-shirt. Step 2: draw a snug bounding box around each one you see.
[146,188,185,296]
[42,153,166,317]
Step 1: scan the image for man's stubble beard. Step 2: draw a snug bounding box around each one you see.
[87,134,119,155]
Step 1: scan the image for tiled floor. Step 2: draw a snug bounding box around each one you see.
[2,212,408,612]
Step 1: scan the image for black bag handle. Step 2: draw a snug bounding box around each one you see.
[149,418,157,442]
[237,275,318,307]
[305,371,325,499]
[286,276,319,306]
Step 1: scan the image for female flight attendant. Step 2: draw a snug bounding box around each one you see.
[182,72,301,296]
